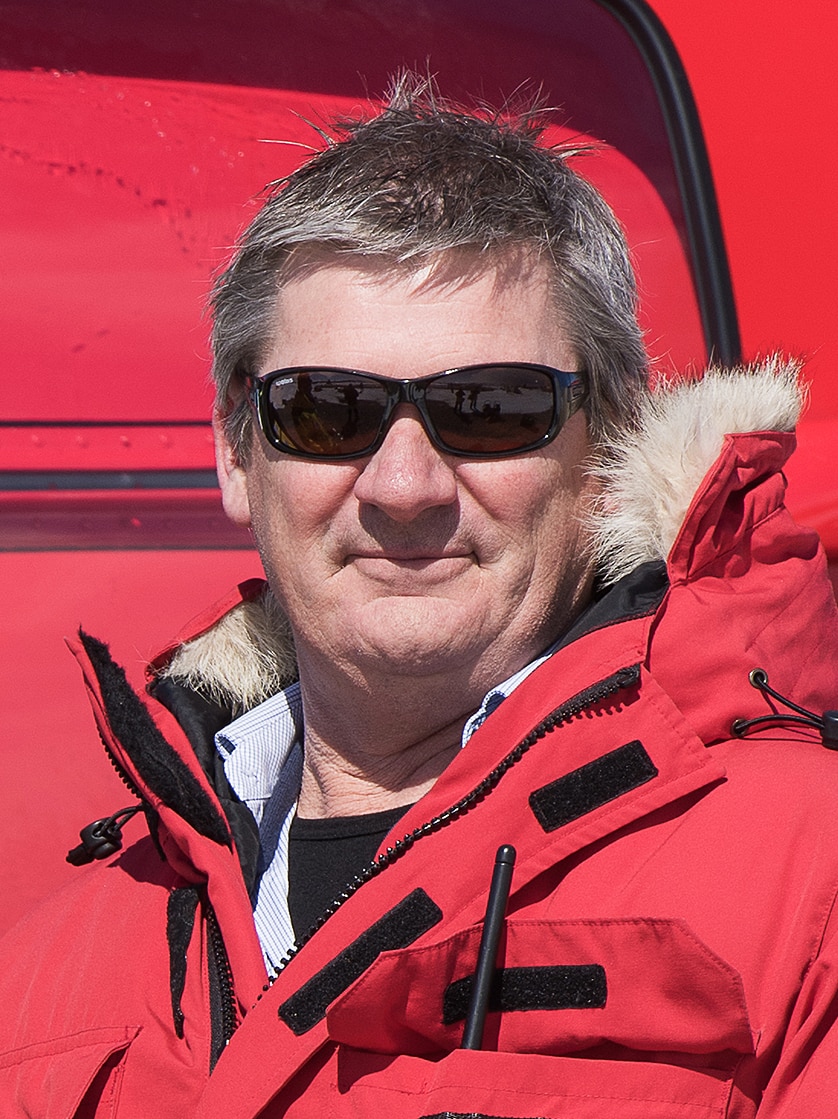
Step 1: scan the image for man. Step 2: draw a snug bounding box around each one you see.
[2,80,838,1118]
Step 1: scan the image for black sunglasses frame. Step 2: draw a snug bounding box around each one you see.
[248,362,586,461]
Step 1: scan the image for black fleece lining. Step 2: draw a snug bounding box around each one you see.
[443,964,607,1025]
[278,888,443,1035]
[149,676,233,775]
[167,885,201,1038]
[79,630,231,847]
[557,559,668,650]
[529,740,658,833]
[151,675,262,894]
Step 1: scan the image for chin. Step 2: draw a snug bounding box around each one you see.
[350,596,487,672]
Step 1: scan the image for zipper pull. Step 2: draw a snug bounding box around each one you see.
[66,804,143,865]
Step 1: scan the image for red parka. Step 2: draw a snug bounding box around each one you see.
[1,364,837,1118]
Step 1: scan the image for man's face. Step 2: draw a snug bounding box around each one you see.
[217,254,598,692]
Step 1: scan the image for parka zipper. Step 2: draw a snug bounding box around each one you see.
[99,726,146,801]
[94,722,240,1058]
[88,695,241,1057]
[65,723,148,865]
[98,728,240,1061]
[263,662,641,989]
[207,902,239,1063]
[75,649,243,1057]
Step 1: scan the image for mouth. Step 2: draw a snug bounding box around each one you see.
[344,551,475,582]
[346,546,474,563]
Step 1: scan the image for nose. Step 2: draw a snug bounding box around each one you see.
[353,405,458,522]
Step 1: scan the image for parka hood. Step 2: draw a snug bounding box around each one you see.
[590,356,804,586]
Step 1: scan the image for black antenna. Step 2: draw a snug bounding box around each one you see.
[461,844,516,1050]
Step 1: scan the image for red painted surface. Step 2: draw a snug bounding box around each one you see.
[0,425,217,471]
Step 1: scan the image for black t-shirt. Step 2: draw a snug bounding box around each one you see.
[288,804,413,941]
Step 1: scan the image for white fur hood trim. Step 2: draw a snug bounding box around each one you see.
[160,357,805,711]
[590,356,804,586]
[162,587,297,713]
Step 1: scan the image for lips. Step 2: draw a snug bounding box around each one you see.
[346,551,472,563]
[345,552,475,583]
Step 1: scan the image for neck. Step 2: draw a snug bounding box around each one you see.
[295,667,471,818]
[297,727,460,818]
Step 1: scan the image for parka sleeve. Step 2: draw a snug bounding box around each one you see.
[754,886,838,1116]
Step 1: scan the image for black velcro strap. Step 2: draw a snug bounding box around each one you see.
[167,885,201,1039]
[443,964,607,1025]
[529,740,658,833]
[278,888,443,1035]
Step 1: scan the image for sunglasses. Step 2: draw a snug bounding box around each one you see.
[248,363,586,461]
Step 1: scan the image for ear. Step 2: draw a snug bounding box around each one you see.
[213,408,252,528]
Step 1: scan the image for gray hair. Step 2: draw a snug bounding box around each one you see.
[211,75,649,458]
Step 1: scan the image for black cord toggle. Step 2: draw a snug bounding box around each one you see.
[66,805,143,866]
[731,668,838,751]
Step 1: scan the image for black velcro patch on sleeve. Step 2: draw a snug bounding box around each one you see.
[442,964,607,1025]
[278,888,443,1035]
[529,739,657,833]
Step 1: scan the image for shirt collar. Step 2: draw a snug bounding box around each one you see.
[215,681,303,808]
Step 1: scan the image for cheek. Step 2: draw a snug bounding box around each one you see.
[463,454,590,543]
[246,461,358,578]
[458,410,592,526]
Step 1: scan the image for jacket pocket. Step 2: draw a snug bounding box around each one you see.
[320,917,752,1119]
[0,1025,140,1119]
[335,1047,736,1119]
[326,918,754,1059]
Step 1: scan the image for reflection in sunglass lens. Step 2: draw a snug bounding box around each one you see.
[268,371,388,455]
[261,364,564,457]
[425,366,556,452]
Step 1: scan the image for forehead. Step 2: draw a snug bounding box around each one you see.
[262,251,575,375]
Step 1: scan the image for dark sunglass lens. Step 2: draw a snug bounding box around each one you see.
[424,366,556,453]
[267,372,388,455]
